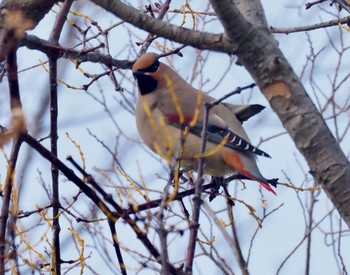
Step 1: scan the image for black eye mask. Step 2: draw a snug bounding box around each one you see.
[137,59,160,73]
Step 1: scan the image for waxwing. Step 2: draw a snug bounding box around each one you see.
[132,53,276,194]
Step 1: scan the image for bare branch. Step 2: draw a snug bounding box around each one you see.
[21,34,133,69]
[89,0,238,53]
[270,16,350,34]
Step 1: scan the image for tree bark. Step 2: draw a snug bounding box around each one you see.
[89,0,238,53]
[0,0,59,61]
[209,0,350,226]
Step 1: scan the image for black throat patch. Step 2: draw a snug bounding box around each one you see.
[134,73,158,95]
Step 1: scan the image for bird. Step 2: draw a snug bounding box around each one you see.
[132,52,277,194]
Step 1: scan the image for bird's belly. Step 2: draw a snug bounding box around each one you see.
[137,113,234,176]
[180,157,229,177]
[142,125,231,176]
[180,140,231,177]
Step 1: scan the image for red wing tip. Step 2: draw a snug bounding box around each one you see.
[166,113,194,124]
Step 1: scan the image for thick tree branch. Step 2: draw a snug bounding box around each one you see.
[89,0,238,53]
[233,0,268,27]
[209,0,350,227]
[0,0,60,61]
[333,0,350,13]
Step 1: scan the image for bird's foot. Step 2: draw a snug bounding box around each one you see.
[208,176,224,202]
[211,176,224,190]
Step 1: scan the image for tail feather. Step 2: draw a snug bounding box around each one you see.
[258,181,276,195]
[221,150,277,195]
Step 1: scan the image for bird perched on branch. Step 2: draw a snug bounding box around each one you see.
[132,52,277,194]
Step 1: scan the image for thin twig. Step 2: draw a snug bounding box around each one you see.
[305,0,329,9]
[0,138,22,275]
[65,156,181,274]
[184,102,209,273]
[138,0,172,56]
[333,0,350,13]
[49,54,61,274]
[276,208,336,274]
[210,83,256,106]
[0,49,24,275]
[337,219,348,275]
[125,182,218,215]
[48,1,75,272]
[270,16,350,34]
[305,188,316,275]
[184,84,256,273]
[223,186,249,275]
[108,220,127,275]
[21,34,133,69]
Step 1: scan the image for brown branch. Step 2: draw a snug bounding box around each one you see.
[0,0,60,61]
[138,0,172,56]
[21,34,133,68]
[108,221,127,275]
[305,0,329,9]
[333,0,350,13]
[48,2,76,271]
[337,219,348,274]
[125,182,218,215]
[49,55,61,274]
[305,189,317,274]
[66,156,126,214]
[184,83,258,272]
[0,138,23,274]
[222,186,249,275]
[184,103,209,273]
[47,2,75,273]
[89,0,238,54]
[0,49,24,274]
[66,156,180,274]
[49,0,74,43]
[0,137,23,274]
[270,16,350,34]
[61,155,181,274]
[155,175,174,274]
[17,204,53,218]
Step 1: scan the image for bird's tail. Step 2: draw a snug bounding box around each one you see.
[221,150,277,195]
[258,180,276,195]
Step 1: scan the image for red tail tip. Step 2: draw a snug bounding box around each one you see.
[259,181,277,195]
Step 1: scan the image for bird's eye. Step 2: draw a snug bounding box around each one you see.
[148,59,160,72]
[139,59,160,73]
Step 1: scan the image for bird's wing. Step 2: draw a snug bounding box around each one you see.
[165,113,271,158]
